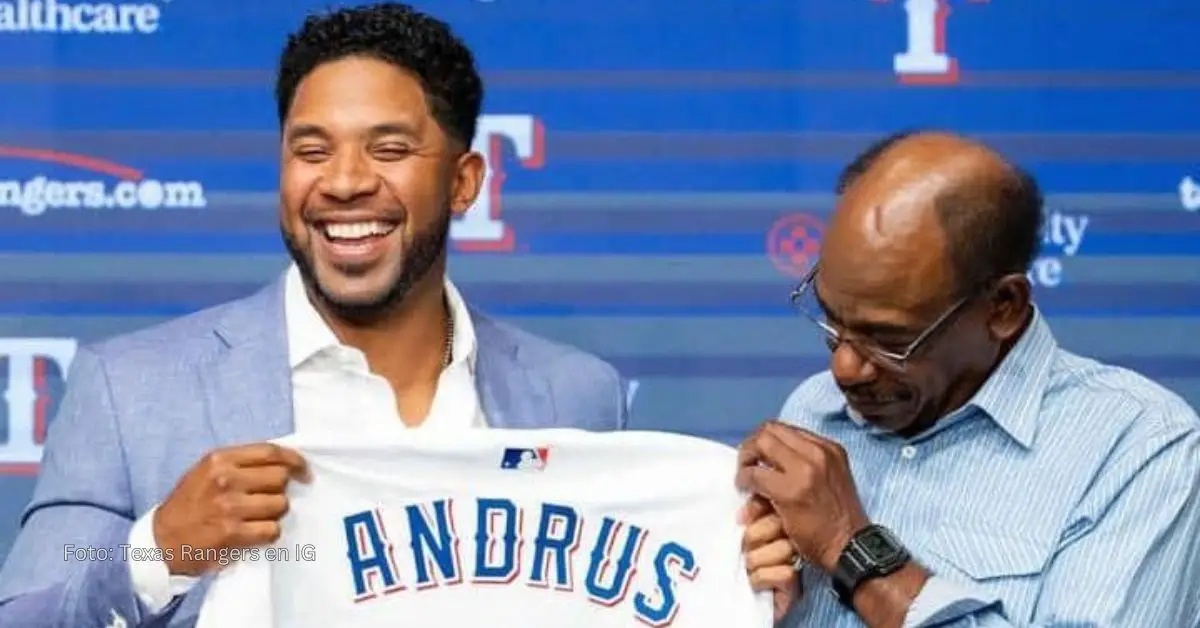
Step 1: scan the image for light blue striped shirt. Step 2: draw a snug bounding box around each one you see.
[777,309,1200,627]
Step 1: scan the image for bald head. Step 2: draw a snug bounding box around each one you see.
[808,131,1042,436]
[825,130,1043,302]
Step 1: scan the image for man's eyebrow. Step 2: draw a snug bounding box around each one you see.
[284,123,328,143]
[365,122,419,138]
[813,286,917,337]
[284,122,419,144]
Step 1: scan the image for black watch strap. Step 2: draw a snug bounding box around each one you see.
[830,524,911,609]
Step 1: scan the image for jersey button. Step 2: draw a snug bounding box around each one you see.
[900,445,918,460]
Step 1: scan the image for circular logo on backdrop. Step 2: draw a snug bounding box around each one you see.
[766,213,825,278]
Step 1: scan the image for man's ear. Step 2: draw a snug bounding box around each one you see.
[449,151,485,217]
[988,274,1032,341]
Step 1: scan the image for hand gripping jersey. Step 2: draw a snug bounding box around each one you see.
[196,428,774,627]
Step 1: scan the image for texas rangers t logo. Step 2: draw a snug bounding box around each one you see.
[874,0,990,84]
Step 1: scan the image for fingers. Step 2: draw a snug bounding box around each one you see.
[740,422,849,492]
[737,424,768,468]
[207,461,297,499]
[270,447,310,481]
[754,427,799,472]
[763,422,845,464]
[234,465,293,494]
[219,444,310,481]
[745,538,794,574]
[229,520,283,547]
[741,510,784,551]
[738,496,770,525]
[773,580,802,621]
[229,493,291,521]
[748,564,796,593]
[739,421,807,473]
[158,444,306,577]
[207,444,310,492]
[215,443,283,465]
[735,461,792,501]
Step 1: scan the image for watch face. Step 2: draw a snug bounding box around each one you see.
[857,528,899,560]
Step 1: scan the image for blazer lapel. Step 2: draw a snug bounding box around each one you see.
[471,310,556,429]
[202,277,294,446]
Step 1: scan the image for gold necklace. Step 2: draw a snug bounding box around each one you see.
[442,305,455,369]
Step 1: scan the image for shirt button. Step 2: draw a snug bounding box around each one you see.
[900,445,917,460]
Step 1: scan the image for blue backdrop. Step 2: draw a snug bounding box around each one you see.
[0,0,1197,560]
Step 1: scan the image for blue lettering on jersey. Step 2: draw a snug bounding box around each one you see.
[527,503,580,590]
[584,517,647,606]
[405,499,463,588]
[342,508,405,601]
[473,498,522,583]
[340,498,701,622]
[633,542,699,626]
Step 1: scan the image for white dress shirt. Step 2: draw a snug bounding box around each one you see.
[126,265,485,612]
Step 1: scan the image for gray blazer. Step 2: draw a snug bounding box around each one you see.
[0,275,629,627]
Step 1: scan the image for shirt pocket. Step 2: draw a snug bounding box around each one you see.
[923,524,1055,583]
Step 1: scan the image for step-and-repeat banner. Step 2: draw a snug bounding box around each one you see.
[0,0,1197,559]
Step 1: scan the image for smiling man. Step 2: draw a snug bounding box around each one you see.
[0,3,796,626]
[737,130,1200,628]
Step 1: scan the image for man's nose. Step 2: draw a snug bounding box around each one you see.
[830,341,879,387]
[318,150,381,201]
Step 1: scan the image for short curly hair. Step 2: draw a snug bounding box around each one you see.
[274,2,483,149]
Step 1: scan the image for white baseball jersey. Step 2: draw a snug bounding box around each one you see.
[196,428,774,627]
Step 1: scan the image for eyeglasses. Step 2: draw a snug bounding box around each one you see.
[788,262,973,372]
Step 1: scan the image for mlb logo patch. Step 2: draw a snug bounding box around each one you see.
[500,447,549,471]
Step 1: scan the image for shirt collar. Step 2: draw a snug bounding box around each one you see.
[283,264,478,372]
[838,306,1056,449]
[964,306,1056,448]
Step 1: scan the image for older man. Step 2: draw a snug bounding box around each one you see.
[738,130,1200,627]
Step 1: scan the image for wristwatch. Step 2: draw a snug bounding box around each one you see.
[830,524,911,609]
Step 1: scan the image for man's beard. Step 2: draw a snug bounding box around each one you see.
[281,208,451,325]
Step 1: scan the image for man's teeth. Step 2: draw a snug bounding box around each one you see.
[322,221,395,240]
